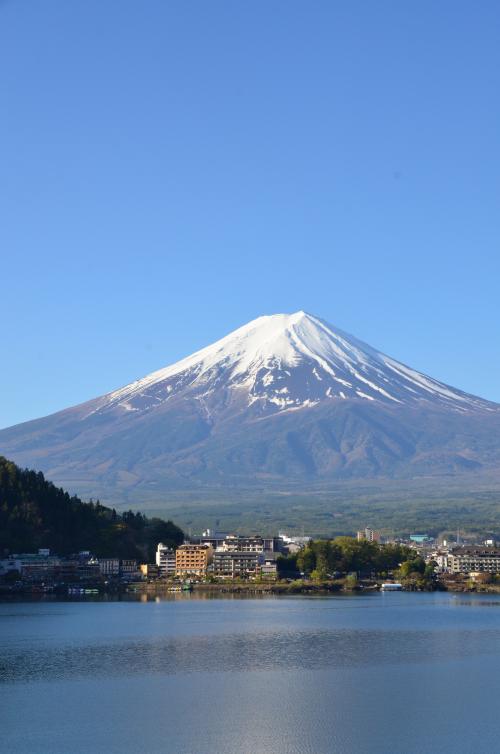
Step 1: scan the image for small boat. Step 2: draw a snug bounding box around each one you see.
[381,582,403,591]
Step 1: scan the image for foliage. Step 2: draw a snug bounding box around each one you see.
[344,573,358,590]
[157,484,500,543]
[396,556,438,590]
[297,537,413,577]
[398,557,426,578]
[310,569,325,582]
[276,553,299,578]
[0,456,184,559]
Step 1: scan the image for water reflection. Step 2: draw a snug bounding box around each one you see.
[2,625,500,683]
[3,595,500,754]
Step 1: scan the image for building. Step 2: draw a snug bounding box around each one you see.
[356,528,380,543]
[212,548,280,579]
[409,534,431,545]
[156,543,176,577]
[175,544,213,578]
[191,532,285,553]
[77,559,101,581]
[53,557,100,583]
[447,547,500,574]
[188,531,229,550]
[263,537,284,553]
[283,540,308,555]
[279,533,311,554]
[221,536,265,553]
[99,558,120,577]
[213,550,261,578]
[120,559,139,579]
[54,559,79,582]
[0,557,23,576]
[259,552,278,579]
[139,563,160,579]
[4,551,61,581]
[432,550,450,574]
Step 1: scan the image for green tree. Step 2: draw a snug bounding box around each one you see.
[344,573,358,590]
[277,553,299,578]
[297,546,316,575]
[0,456,184,559]
[399,557,426,578]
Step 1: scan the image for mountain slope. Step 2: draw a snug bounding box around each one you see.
[1,311,499,505]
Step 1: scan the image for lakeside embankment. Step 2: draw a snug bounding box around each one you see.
[127,577,500,596]
[3,580,500,600]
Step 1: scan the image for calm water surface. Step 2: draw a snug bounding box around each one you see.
[2,592,500,753]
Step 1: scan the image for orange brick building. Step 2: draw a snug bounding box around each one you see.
[175,544,213,578]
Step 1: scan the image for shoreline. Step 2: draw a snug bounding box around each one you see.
[3,577,500,601]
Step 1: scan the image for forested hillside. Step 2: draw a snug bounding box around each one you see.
[0,456,183,559]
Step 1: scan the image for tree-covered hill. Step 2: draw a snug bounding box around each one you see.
[0,456,183,559]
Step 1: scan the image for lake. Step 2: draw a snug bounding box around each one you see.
[2,592,500,753]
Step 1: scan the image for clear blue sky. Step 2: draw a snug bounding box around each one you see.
[1,0,499,428]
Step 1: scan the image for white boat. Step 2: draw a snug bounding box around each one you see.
[381,582,403,591]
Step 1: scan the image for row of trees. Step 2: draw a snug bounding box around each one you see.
[0,456,184,560]
[279,537,436,585]
[297,537,413,579]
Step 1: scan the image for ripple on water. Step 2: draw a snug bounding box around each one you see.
[2,626,500,683]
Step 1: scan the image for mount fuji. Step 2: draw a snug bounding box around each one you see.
[1,311,500,507]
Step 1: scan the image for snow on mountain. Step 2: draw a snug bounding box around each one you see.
[97,311,496,416]
[1,310,500,505]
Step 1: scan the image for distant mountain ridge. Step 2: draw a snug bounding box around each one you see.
[1,311,499,506]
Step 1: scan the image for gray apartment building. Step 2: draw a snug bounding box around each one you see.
[212,550,261,578]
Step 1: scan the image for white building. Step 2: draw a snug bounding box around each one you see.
[432,550,450,574]
[279,533,311,554]
[156,543,176,577]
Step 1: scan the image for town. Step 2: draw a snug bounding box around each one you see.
[2,526,500,596]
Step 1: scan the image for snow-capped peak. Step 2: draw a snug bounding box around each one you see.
[99,311,497,415]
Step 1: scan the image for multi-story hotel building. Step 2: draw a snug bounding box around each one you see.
[156,543,176,577]
[213,550,261,578]
[221,536,265,553]
[212,549,279,579]
[447,547,500,574]
[175,544,213,577]
[120,559,138,579]
[99,558,120,577]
